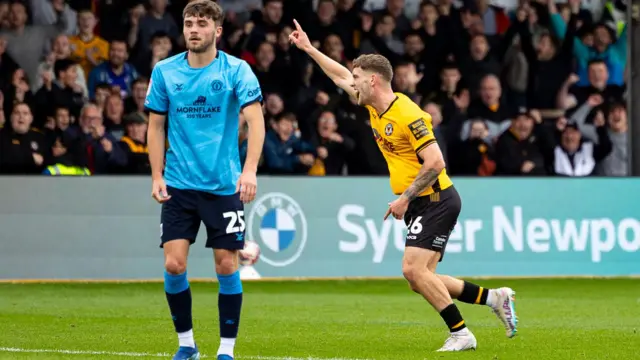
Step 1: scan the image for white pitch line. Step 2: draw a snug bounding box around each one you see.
[0,347,372,360]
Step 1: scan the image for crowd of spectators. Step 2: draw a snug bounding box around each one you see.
[0,0,630,177]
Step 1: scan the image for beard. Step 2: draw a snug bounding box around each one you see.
[355,90,367,106]
[187,35,215,53]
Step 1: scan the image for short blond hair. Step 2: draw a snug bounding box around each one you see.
[352,54,393,83]
[183,0,224,24]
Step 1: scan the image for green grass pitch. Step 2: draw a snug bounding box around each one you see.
[0,278,638,359]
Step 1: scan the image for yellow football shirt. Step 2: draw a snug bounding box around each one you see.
[366,93,453,197]
[69,35,110,78]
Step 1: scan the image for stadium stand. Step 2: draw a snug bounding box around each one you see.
[0,0,629,177]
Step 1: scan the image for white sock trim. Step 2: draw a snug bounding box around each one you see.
[218,337,236,356]
[486,289,498,308]
[178,329,195,348]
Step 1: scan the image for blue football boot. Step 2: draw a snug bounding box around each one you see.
[172,345,200,360]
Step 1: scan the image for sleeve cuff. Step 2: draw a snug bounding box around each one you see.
[240,95,263,109]
[415,139,436,155]
[145,107,168,115]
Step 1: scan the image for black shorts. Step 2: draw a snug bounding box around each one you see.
[403,186,462,261]
[160,186,245,250]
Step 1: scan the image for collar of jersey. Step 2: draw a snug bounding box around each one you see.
[183,49,221,70]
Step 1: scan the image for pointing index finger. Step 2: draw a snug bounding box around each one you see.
[383,207,392,221]
[293,19,302,31]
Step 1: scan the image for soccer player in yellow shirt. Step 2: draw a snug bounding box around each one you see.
[289,20,518,352]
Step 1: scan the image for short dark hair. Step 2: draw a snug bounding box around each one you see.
[394,60,413,69]
[183,0,224,24]
[77,8,93,16]
[96,83,111,92]
[132,77,149,87]
[54,59,76,78]
[109,39,129,53]
[441,62,459,72]
[54,106,70,115]
[277,112,296,123]
[588,58,607,68]
[151,30,170,41]
[352,54,393,83]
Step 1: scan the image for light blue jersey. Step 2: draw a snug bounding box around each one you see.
[145,51,262,194]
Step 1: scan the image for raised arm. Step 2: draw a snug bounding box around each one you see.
[288,19,357,100]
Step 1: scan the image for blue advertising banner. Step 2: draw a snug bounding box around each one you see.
[0,177,637,280]
[244,177,640,278]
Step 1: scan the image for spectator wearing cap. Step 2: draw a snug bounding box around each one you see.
[568,95,628,176]
[262,112,317,175]
[87,39,139,99]
[551,113,612,177]
[116,112,149,174]
[495,109,552,176]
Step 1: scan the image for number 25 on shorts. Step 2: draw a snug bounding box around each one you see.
[223,210,245,234]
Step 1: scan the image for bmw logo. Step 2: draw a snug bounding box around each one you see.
[247,192,307,267]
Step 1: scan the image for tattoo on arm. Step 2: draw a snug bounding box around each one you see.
[402,168,440,202]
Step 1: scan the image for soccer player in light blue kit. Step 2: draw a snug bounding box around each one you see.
[144,1,265,359]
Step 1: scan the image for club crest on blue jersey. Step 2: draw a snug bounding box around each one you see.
[211,80,224,93]
[247,192,307,267]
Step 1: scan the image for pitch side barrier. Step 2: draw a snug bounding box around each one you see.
[0,176,638,281]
